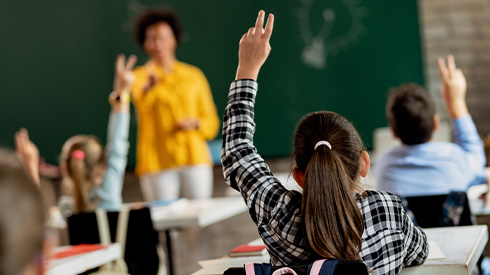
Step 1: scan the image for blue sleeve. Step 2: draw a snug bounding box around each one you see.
[97,111,130,211]
[452,115,487,184]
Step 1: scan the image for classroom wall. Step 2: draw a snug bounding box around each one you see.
[0,0,425,166]
[419,0,490,138]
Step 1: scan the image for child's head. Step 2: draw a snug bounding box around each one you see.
[292,111,369,261]
[386,84,437,145]
[60,135,105,213]
[0,149,45,275]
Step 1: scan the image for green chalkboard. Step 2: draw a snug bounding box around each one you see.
[0,0,424,166]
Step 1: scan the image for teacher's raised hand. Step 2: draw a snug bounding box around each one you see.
[235,10,274,81]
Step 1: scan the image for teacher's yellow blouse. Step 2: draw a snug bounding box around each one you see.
[131,61,220,176]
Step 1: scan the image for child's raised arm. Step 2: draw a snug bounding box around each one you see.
[235,10,274,81]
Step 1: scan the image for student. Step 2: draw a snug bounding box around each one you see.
[131,8,220,201]
[0,150,46,275]
[221,11,428,274]
[375,55,488,198]
[18,54,136,214]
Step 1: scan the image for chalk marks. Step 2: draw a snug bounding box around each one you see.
[296,0,368,69]
[123,0,146,32]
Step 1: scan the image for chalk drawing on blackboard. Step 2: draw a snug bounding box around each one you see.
[297,0,367,69]
[124,0,146,32]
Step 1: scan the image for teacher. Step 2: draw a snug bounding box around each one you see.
[131,8,220,201]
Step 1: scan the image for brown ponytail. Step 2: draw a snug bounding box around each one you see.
[61,135,104,213]
[294,111,364,261]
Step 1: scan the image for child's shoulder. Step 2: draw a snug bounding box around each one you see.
[358,189,403,210]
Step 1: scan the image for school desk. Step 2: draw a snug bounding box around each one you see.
[46,243,121,275]
[150,195,248,275]
[193,225,488,275]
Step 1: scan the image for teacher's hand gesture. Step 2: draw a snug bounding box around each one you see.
[236,10,274,81]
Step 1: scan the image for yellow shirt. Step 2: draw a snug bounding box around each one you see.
[131,61,220,176]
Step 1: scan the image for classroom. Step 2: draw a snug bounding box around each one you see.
[1,0,490,274]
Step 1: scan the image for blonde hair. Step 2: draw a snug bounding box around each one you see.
[60,135,104,213]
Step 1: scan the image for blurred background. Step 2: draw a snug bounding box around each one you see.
[2,1,490,274]
[1,0,430,165]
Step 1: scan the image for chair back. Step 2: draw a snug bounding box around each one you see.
[67,207,160,275]
[402,191,474,228]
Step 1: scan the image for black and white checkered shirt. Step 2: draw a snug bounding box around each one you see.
[221,80,428,275]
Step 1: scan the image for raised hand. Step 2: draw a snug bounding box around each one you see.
[437,55,469,118]
[236,10,274,81]
[113,54,137,95]
[15,128,40,186]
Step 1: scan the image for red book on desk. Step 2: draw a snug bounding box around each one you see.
[52,244,108,259]
[229,244,267,257]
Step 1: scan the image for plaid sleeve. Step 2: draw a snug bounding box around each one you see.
[359,191,428,274]
[401,208,429,266]
[221,80,313,265]
[221,80,292,223]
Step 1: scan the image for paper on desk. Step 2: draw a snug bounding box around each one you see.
[198,255,270,274]
[427,241,445,260]
[150,198,188,219]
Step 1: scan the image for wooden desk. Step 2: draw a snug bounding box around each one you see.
[150,196,248,275]
[47,244,121,275]
[193,225,488,275]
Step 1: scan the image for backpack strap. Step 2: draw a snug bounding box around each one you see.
[308,259,339,275]
[245,262,273,275]
[272,267,298,275]
[309,260,326,275]
[245,262,256,275]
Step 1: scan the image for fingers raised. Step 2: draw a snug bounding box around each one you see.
[247,27,255,38]
[116,54,125,72]
[447,54,456,72]
[125,55,137,71]
[437,57,448,79]
[255,10,265,32]
[263,13,274,40]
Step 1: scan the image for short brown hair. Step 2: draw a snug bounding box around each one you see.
[134,8,183,48]
[386,84,436,145]
[0,149,45,275]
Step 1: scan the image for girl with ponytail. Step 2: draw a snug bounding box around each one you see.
[58,54,136,214]
[222,11,428,274]
[17,54,136,214]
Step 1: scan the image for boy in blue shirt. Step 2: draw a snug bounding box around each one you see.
[375,55,488,199]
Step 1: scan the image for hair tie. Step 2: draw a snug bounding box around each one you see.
[314,140,332,150]
[71,150,85,160]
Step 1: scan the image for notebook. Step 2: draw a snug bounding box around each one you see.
[229,244,267,257]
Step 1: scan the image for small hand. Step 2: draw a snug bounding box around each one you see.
[437,55,469,118]
[236,10,274,80]
[15,128,40,186]
[143,74,159,93]
[177,118,200,131]
[143,62,161,93]
[113,54,137,95]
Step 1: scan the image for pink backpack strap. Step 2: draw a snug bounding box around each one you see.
[309,260,327,275]
[272,267,298,275]
[245,262,256,275]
